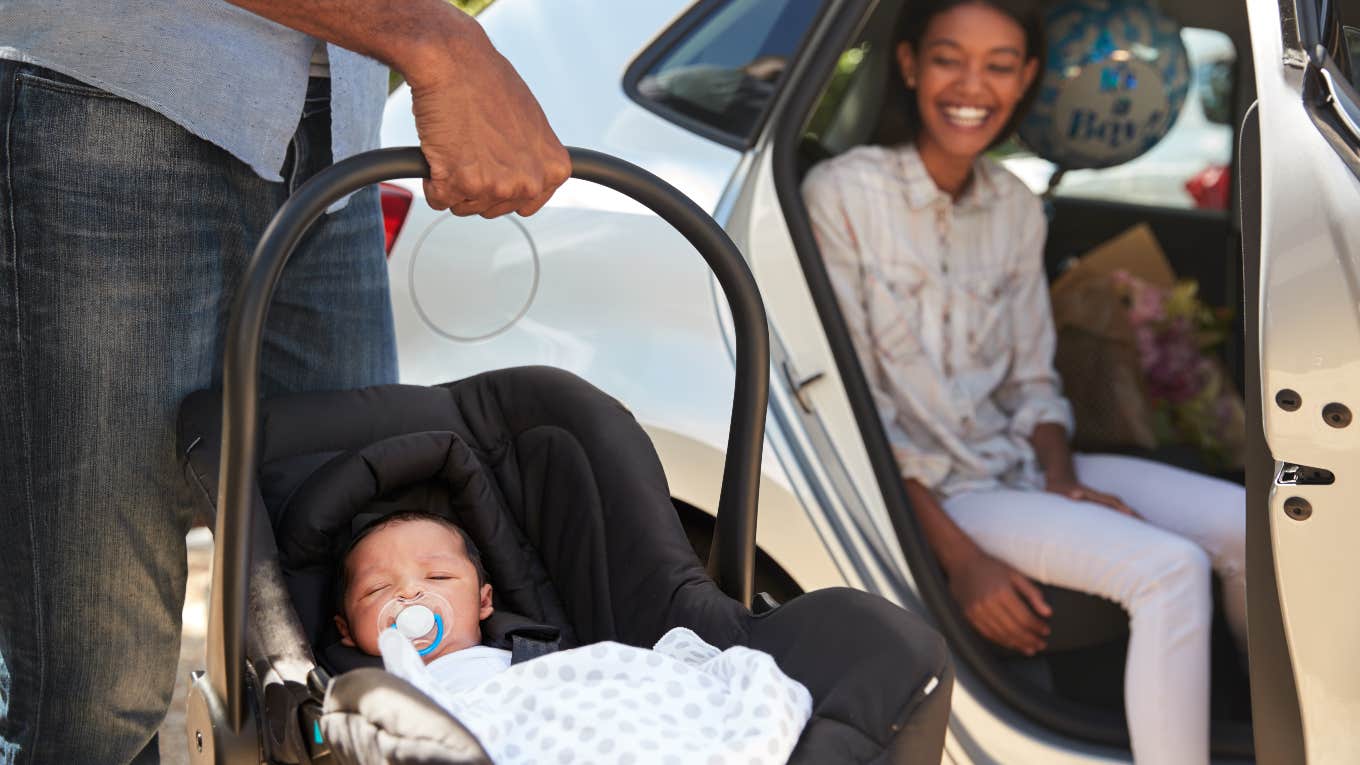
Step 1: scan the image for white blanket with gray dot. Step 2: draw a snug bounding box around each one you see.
[380,627,812,764]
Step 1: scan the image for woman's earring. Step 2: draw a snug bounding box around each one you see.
[906,75,917,89]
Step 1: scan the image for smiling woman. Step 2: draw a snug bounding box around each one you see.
[800,1,1248,762]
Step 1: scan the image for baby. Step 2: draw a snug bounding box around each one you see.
[334,511,510,691]
[334,510,812,765]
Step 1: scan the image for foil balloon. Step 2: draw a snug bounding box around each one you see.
[1019,0,1190,169]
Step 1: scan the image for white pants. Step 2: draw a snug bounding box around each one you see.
[943,454,1246,765]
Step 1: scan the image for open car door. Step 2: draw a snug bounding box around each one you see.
[1245,0,1360,759]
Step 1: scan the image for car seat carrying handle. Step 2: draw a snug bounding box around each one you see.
[208,147,770,733]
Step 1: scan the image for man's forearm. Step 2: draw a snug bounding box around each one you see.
[226,0,480,85]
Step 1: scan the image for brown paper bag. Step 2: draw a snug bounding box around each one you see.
[1049,224,1175,452]
[1051,275,1159,451]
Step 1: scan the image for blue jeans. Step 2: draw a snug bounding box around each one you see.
[0,62,397,764]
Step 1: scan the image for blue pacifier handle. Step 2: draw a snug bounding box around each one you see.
[417,613,444,657]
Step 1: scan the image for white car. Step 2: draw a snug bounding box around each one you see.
[379,0,1360,762]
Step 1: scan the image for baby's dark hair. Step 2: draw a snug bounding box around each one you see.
[334,511,487,616]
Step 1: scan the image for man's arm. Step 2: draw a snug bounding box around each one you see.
[227,0,570,218]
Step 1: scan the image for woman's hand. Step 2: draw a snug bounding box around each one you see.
[947,551,1052,656]
[903,478,1053,655]
[1045,476,1142,520]
[1029,423,1141,519]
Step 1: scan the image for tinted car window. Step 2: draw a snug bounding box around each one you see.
[634,0,823,143]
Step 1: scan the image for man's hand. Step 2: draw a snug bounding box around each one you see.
[406,26,570,217]
[948,552,1052,656]
[1046,476,1142,520]
[225,0,570,218]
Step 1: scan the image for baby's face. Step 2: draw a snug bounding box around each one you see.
[336,519,492,662]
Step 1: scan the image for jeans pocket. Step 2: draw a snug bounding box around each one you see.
[15,66,116,99]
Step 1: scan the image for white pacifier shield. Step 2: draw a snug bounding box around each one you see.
[394,604,436,639]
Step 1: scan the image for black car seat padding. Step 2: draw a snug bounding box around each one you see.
[278,428,581,672]
[179,367,955,764]
[238,369,750,673]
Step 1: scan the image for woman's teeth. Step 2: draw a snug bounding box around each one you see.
[942,105,991,128]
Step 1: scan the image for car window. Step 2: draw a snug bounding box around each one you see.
[998,28,1237,211]
[1317,0,1360,85]
[1346,26,1360,87]
[632,0,824,145]
[1303,0,1360,178]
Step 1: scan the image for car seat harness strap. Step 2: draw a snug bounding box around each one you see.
[510,632,560,664]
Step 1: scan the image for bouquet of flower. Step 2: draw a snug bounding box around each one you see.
[1050,224,1245,470]
[1110,271,1245,469]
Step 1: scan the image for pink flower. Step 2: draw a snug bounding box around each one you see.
[1138,317,1208,404]
[1128,282,1166,327]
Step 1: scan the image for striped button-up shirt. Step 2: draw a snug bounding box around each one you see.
[802,143,1073,497]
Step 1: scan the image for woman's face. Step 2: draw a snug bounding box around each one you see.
[898,1,1038,162]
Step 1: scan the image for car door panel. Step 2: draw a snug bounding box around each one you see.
[1248,0,1360,754]
[1237,102,1308,765]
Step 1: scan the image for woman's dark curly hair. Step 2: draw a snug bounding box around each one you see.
[875,0,1046,150]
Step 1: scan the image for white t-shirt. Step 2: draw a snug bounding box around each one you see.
[423,645,511,694]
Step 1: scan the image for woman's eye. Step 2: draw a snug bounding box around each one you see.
[932,57,961,68]
[988,64,1018,74]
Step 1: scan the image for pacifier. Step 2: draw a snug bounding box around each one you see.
[376,591,452,657]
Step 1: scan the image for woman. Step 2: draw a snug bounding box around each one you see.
[801,1,1246,762]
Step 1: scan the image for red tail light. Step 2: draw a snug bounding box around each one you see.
[380,182,414,257]
[1184,164,1230,211]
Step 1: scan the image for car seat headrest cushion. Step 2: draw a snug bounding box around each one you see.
[275,429,572,650]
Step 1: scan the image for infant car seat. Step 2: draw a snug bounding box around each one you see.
[179,148,954,765]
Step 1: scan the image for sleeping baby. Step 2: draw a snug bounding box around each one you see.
[334,511,812,765]
[334,510,510,693]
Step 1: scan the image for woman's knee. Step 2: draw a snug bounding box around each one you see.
[1133,536,1214,612]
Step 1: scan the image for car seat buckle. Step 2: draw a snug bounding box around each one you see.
[752,591,781,615]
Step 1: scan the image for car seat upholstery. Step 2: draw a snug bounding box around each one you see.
[179,366,955,764]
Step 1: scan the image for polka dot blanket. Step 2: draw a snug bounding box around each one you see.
[378,626,813,764]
